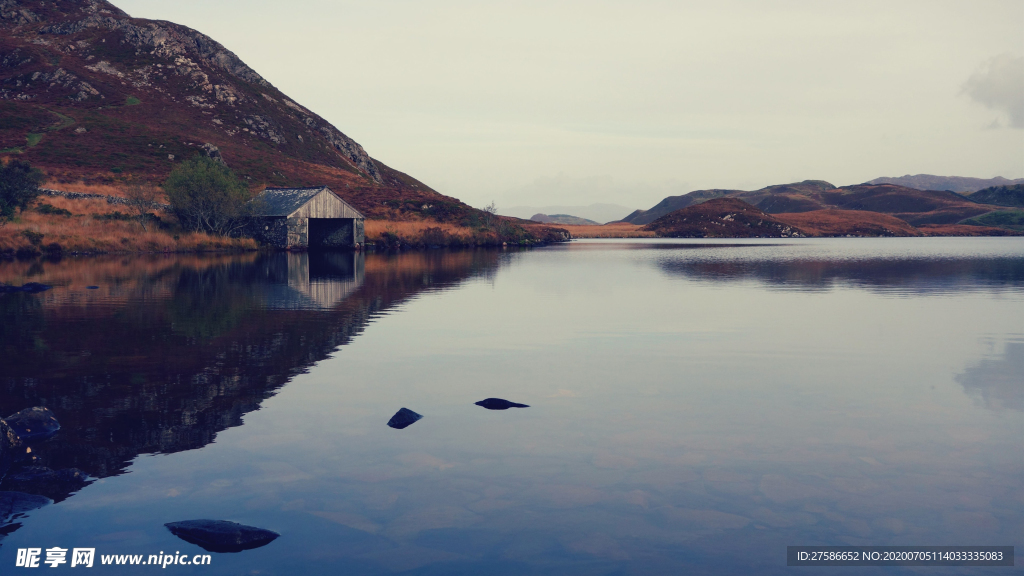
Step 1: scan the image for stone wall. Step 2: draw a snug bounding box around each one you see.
[40,188,170,210]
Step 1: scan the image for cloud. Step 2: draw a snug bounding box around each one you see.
[963,54,1024,128]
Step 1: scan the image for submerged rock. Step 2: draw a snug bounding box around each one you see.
[1,467,89,502]
[0,491,51,524]
[0,283,53,294]
[165,520,280,553]
[5,407,60,443]
[387,408,423,429]
[475,398,530,410]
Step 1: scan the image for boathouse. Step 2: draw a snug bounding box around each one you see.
[252,186,364,249]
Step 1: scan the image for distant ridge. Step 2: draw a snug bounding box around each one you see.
[529,213,600,226]
[864,175,1024,193]
[501,203,634,224]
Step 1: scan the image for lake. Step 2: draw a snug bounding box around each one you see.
[1,238,1022,574]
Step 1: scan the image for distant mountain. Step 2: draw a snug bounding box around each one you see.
[530,213,599,225]
[501,203,635,224]
[970,184,1024,207]
[864,175,1024,193]
[623,180,1002,226]
[0,0,467,219]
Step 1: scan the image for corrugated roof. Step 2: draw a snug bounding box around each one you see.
[253,186,365,218]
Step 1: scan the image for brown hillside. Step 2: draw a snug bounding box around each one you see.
[626,180,1008,229]
[642,198,805,238]
[818,185,993,225]
[774,210,921,237]
[0,0,466,219]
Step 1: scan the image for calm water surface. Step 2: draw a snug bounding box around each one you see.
[1,239,1022,574]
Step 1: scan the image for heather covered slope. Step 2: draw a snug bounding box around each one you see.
[774,209,921,237]
[0,0,462,218]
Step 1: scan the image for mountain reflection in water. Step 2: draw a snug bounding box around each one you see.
[0,239,1021,575]
[0,251,500,512]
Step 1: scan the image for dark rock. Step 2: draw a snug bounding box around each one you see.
[86,286,99,289]
[475,398,530,410]
[1,467,89,501]
[5,407,61,443]
[0,491,51,524]
[0,420,22,479]
[0,283,52,293]
[165,520,279,553]
[387,408,423,429]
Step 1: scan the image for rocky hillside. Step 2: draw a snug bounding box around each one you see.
[0,0,466,219]
[642,198,805,238]
[622,180,1006,227]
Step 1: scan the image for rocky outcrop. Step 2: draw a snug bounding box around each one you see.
[5,407,60,443]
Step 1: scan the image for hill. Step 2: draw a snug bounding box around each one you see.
[0,0,469,220]
[642,198,804,238]
[969,184,1024,208]
[623,180,1005,228]
[530,213,599,225]
[864,174,1024,193]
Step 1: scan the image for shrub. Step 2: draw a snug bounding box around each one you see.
[35,203,73,216]
[164,155,252,235]
[0,160,44,224]
[21,230,44,246]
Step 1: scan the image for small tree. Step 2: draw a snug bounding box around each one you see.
[123,178,161,231]
[164,155,251,235]
[483,201,497,228]
[0,160,44,225]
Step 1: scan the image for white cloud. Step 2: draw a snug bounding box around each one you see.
[963,54,1024,129]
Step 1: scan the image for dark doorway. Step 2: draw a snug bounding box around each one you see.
[308,218,355,249]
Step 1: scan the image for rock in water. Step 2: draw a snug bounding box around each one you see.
[0,491,51,525]
[165,520,279,553]
[5,407,61,443]
[0,420,23,478]
[387,408,423,429]
[0,283,52,294]
[19,283,52,293]
[475,398,530,410]
[2,467,90,501]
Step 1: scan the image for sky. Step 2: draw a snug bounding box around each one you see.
[115,0,1024,211]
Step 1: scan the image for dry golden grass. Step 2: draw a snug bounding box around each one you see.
[2,190,255,254]
[364,219,474,241]
[543,222,654,238]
